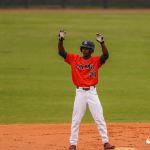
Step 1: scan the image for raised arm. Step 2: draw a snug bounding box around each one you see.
[96,33,109,65]
[58,30,67,59]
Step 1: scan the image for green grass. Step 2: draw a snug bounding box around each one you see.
[0,10,150,124]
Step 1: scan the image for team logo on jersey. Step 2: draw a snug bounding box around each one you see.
[76,64,94,70]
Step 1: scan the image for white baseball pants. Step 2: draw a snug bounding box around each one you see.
[69,87,109,145]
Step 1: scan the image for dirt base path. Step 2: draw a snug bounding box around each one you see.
[0,8,150,14]
[0,123,150,150]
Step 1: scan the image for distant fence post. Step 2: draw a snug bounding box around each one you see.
[61,0,67,8]
[102,0,108,8]
[26,0,31,8]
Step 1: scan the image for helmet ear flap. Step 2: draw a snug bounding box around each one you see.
[88,48,94,53]
[90,49,94,53]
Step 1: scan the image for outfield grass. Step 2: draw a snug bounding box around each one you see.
[0,10,150,123]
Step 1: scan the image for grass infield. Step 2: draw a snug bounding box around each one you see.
[0,9,150,123]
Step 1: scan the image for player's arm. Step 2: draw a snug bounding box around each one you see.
[100,41,109,64]
[96,33,109,65]
[58,30,67,59]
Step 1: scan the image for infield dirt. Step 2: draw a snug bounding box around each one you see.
[0,123,150,150]
[0,8,150,14]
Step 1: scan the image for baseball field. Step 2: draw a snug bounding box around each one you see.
[0,9,150,150]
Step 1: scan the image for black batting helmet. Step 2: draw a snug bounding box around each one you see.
[80,40,95,53]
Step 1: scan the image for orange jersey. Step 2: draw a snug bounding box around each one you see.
[65,53,102,87]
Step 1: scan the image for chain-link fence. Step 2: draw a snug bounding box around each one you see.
[0,0,150,8]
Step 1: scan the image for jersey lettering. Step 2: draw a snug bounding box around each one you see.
[65,54,102,87]
[76,64,94,70]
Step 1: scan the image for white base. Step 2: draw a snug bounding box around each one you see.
[115,147,137,150]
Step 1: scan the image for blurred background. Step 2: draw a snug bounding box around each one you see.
[0,0,150,8]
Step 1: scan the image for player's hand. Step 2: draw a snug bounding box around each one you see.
[58,29,66,41]
[96,33,104,43]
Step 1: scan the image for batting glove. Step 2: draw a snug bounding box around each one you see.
[96,33,104,43]
[58,30,66,41]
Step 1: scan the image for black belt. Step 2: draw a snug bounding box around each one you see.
[76,86,95,91]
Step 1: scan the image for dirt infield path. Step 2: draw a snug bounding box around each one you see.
[0,8,150,14]
[0,123,150,150]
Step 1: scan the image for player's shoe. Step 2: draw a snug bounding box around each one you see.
[68,145,76,150]
[104,143,115,150]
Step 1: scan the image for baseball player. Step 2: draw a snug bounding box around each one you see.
[58,30,115,150]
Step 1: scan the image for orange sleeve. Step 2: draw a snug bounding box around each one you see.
[64,53,78,64]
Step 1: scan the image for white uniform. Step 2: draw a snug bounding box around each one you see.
[70,86,109,145]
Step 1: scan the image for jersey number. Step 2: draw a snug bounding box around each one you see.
[89,72,96,78]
